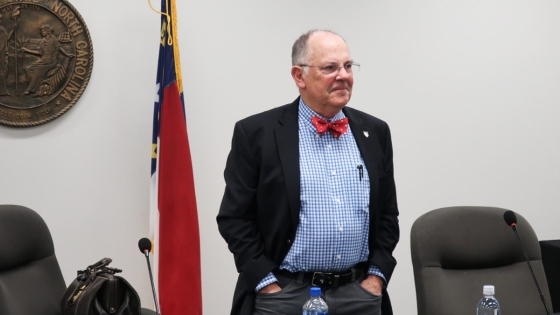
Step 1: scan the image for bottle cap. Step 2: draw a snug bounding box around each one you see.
[310,286,322,297]
[483,285,495,295]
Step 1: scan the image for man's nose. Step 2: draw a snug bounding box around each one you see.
[335,67,352,80]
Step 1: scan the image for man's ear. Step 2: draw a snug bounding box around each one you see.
[291,66,306,89]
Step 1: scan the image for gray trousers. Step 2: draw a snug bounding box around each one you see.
[253,273,382,315]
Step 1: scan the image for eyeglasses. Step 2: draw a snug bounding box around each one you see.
[298,62,360,75]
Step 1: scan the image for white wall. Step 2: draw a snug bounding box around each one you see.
[1,0,560,314]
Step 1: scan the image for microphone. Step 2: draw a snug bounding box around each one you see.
[503,211,551,315]
[138,238,152,256]
[504,210,517,227]
[138,238,160,315]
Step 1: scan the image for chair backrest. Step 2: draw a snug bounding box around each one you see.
[0,204,66,315]
[411,206,552,315]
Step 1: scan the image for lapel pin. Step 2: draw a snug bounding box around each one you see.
[363,131,369,138]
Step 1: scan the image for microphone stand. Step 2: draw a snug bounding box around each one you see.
[144,251,161,315]
[511,224,551,315]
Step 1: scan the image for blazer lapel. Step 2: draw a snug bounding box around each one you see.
[275,99,300,230]
[344,108,380,214]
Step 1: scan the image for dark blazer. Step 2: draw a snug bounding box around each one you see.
[217,97,400,315]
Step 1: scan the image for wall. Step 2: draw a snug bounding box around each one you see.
[1,0,559,314]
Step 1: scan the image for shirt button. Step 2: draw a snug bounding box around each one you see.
[334,198,340,203]
[339,227,343,232]
[337,255,341,259]
[331,171,336,175]
[287,239,291,244]
[327,144,332,149]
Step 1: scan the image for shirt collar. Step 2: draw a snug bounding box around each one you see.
[298,98,346,127]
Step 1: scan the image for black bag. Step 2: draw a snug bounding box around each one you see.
[61,258,141,315]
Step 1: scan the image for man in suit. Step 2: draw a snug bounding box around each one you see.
[217,30,399,315]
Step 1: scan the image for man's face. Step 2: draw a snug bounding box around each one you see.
[299,32,354,116]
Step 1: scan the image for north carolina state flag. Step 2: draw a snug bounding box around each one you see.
[150,0,202,314]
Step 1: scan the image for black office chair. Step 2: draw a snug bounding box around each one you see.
[411,206,552,315]
[0,204,157,315]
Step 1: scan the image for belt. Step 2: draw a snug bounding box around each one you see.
[276,263,367,289]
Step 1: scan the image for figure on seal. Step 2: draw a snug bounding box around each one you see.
[0,14,16,96]
[21,24,74,96]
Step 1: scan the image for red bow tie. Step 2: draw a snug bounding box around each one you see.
[311,116,349,138]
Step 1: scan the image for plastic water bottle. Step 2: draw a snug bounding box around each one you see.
[476,285,501,315]
[303,286,328,315]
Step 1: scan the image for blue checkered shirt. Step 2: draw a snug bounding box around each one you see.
[255,99,385,291]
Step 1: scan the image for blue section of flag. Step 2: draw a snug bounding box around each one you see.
[151,0,181,176]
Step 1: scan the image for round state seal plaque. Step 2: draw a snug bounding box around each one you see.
[0,0,93,127]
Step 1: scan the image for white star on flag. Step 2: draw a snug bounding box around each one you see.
[154,83,160,103]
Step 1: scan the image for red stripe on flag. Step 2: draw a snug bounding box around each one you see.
[158,82,202,315]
